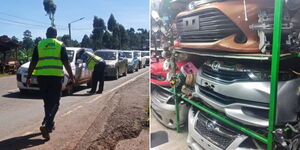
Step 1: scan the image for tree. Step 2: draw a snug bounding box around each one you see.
[11,36,18,43]
[80,34,91,48]
[107,14,117,32]
[111,25,120,49]
[43,0,57,27]
[34,37,42,46]
[61,35,71,46]
[21,30,34,61]
[91,16,106,49]
[119,24,128,49]
[102,31,112,49]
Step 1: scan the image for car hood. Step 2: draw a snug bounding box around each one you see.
[105,60,117,65]
[20,62,30,69]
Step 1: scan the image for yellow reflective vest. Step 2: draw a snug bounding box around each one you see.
[32,38,64,76]
[85,51,103,70]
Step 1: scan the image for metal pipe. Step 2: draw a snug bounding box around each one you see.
[267,0,283,149]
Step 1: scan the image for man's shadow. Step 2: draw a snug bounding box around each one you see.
[0,133,47,150]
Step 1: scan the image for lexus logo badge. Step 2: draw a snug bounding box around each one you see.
[211,61,220,72]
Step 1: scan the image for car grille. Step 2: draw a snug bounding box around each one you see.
[176,8,240,43]
[198,86,269,107]
[151,73,165,81]
[201,65,250,82]
[195,110,238,149]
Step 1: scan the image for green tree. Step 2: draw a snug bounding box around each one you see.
[43,0,57,26]
[80,34,91,48]
[91,16,106,49]
[61,35,71,46]
[34,37,42,46]
[107,14,117,32]
[119,24,129,49]
[112,25,120,49]
[21,30,34,60]
[102,31,112,49]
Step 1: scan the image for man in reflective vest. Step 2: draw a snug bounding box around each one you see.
[79,50,106,94]
[26,27,74,140]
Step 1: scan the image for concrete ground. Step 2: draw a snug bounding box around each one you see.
[150,113,190,150]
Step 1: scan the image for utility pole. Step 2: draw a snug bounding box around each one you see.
[68,17,85,40]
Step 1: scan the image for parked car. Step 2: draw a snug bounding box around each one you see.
[151,84,189,129]
[141,51,150,66]
[193,59,300,128]
[187,106,252,150]
[123,50,139,73]
[176,0,300,53]
[16,47,93,95]
[134,50,146,69]
[94,49,128,79]
[151,60,191,129]
[151,60,187,87]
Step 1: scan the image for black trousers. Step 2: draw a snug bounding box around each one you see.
[91,61,106,93]
[37,76,62,129]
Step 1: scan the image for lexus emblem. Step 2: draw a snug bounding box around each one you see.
[211,61,220,72]
[206,121,216,131]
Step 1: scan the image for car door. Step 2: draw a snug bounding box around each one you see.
[118,52,125,73]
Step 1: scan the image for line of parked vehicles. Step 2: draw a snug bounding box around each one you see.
[151,0,300,149]
[16,48,149,95]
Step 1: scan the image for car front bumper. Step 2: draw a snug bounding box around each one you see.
[194,73,300,127]
[105,67,117,77]
[187,107,255,150]
[151,84,189,129]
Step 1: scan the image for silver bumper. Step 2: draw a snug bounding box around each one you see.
[151,84,189,129]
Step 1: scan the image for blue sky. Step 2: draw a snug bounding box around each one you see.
[0,0,149,41]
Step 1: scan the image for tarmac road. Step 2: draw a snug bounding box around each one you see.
[0,67,149,144]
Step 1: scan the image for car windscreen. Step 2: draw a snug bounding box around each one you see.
[95,51,117,60]
[124,52,133,58]
[142,52,149,57]
[66,50,74,62]
[134,52,140,57]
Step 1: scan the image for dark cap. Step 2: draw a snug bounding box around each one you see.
[46,27,57,38]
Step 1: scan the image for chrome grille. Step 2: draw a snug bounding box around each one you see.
[176,8,240,43]
[201,65,250,82]
[195,110,238,149]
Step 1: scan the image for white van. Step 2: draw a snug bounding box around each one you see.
[16,47,93,95]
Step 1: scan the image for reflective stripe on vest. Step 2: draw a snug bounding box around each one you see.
[32,38,64,76]
[85,52,103,70]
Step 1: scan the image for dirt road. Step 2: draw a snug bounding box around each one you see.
[0,68,149,150]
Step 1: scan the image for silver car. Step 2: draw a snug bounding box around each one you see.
[193,60,300,128]
[151,84,189,129]
[187,107,258,150]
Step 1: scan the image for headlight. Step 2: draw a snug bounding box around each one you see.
[248,71,296,81]
[17,67,28,74]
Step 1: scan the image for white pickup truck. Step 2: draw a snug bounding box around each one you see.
[16,47,93,95]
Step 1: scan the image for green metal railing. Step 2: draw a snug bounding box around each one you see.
[173,0,300,149]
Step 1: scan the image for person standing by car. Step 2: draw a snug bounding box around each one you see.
[26,27,75,140]
[79,49,106,94]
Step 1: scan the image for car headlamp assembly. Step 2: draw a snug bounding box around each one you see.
[17,67,28,74]
[248,70,297,81]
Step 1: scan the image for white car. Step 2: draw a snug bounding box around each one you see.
[16,47,93,95]
[141,51,149,66]
[134,50,146,69]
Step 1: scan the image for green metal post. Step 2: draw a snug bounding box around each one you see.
[174,87,181,133]
[267,0,283,149]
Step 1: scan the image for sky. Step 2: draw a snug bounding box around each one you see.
[0,0,149,42]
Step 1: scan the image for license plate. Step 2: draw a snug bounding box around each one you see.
[183,16,200,31]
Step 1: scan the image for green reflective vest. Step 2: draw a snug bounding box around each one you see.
[32,38,64,76]
[85,52,103,70]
